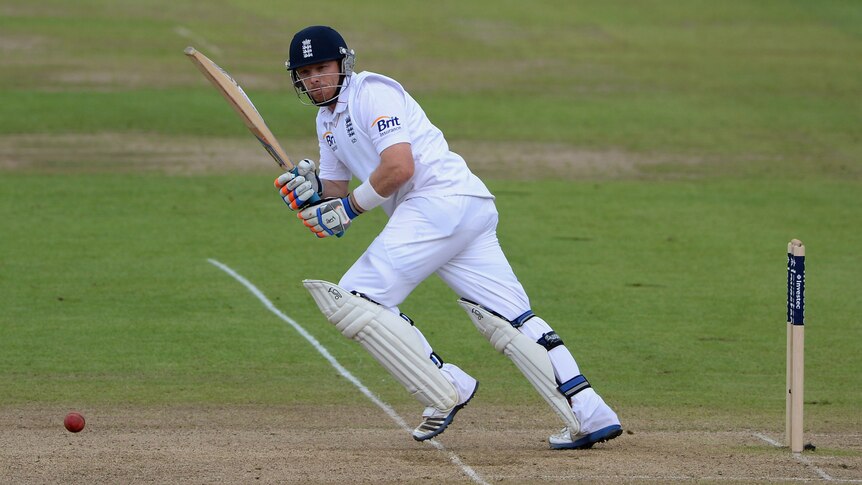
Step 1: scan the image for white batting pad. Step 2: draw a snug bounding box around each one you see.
[303,279,458,411]
[458,299,580,434]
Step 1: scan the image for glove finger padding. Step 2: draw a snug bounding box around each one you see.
[274,171,296,189]
[296,159,317,176]
[285,175,307,191]
[295,159,321,196]
[298,198,352,237]
[282,181,316,210]
[275,170,319,211]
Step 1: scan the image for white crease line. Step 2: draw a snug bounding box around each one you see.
[208,259,489,485]
[175,26,222,55]
[752,432,834,481]
[753,432,784,447]
[796,453,837,482]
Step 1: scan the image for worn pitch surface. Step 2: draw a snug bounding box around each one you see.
[3,406,861,484]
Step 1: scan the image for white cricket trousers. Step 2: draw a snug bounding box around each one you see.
[339,195,530,319]
[339,195,618,430]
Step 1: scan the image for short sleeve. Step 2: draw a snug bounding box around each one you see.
[353,78,412,155]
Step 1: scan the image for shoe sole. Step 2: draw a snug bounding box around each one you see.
[549,424,623,450]
[412,382,479,441]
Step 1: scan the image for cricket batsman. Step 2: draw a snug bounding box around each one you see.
[275,25,622,449]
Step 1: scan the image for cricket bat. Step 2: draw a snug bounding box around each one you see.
[184,46,336,234]
[184,46,296,173]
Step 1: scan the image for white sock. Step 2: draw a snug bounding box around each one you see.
[439,363,478,406]
[572,388,620,433]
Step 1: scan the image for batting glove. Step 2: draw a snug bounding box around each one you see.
[297,197,361,238]
[274,159,322,210]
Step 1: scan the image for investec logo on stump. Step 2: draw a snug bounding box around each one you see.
[373,116,401,136]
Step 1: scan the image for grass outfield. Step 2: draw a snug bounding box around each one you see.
[1,0,861,448]
[2,1,861,178]
[1,174,860,430]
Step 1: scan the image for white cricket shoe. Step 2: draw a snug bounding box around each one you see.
[412,381,479,441]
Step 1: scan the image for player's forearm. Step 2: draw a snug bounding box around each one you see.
[367,143,415,199]
[320,143,414,216]
[322,179,349,198]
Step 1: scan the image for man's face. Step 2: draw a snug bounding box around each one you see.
[296,60,341,104]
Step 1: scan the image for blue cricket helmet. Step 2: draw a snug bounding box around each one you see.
[286,25,353,72]
[285,26,355,106]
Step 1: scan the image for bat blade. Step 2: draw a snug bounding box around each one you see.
[184,47,334,234]
[184,46,294,171]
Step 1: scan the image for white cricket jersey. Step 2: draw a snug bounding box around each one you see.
[315,71,493,215]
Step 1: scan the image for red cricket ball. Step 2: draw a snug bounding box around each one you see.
[64,412,85,433]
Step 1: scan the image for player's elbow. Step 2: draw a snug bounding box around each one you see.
[392,159,414,185]
[380,143,415,186]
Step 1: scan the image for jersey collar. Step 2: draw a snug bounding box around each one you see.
[318,75,352,121]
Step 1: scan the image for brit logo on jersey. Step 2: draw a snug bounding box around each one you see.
[323,131,337,151]
[302,39,313,58]
[372,116,402,137]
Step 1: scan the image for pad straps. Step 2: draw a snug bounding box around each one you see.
[558,374,591,399]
